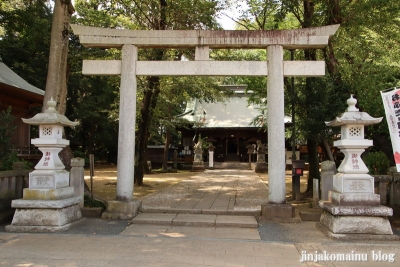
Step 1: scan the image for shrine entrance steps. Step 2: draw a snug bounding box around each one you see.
[212,162,253,170]
[131,213,258,228]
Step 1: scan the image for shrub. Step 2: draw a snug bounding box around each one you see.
[362,151,390,175]
[0,107,16,170]
[84,195,106,208]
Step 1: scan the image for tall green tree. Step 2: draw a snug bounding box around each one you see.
[231,0,400,192]
[0,0,52,89]
[73,0,225,185]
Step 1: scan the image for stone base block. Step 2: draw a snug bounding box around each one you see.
[299,211,321,221]
[255,162,268,173]
[329,191,380,206]
[333,173,374,194]
[319,211,393,235]
[81,207,104,217]
[29,170,69,189]
[320,201,393,216]
[191,161,205,172]
[12,196,82,209]
[316,223,399,241]
[258,215,301,223]
[5,218,85,233]
[261,203,295,218]
[102,200,142,220]
[23,187,74,200]
[9,203,82,226]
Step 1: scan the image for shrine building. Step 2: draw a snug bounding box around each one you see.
[177,84,292,164]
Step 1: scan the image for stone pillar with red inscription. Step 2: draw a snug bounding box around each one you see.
[317,95,397,240]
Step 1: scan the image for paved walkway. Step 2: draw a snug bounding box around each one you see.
[140,169,268,213]
[1,169,400,266]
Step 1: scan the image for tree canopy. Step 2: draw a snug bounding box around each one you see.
[1,0,399,179]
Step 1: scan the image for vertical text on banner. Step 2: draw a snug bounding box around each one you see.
[381,87,400,172]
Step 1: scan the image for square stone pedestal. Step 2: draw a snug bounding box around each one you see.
[259,203,301,223]
[102,200,142,220]
[318,193,398,240]
[5,196,83,233]
[191,161,205,172]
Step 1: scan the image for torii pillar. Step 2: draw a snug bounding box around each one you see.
[101,45,142,219]
[71,24,339,219]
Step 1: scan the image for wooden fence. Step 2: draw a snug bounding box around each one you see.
[0,162,29,211]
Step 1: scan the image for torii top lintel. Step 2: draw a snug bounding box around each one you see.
[70,24,339,50]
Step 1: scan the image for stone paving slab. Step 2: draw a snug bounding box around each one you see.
[120,224,261,240]
[141,170,268,212]
[0,232,301,267]
[216,215,258,228]
[131,213,177,225]
[173,213,216,227]
[131,213,258,228]
[3,232,400,266]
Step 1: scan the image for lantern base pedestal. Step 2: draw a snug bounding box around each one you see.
[333,173,374,194]
[191,161,205,172]
[29,170,70,189]
[5,196,83,233]
[22,186,74,200]
[318,192,396,239]
[316,222,399,241]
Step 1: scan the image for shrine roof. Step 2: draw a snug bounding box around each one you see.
[0,62,44,96]
[180,85,291,128]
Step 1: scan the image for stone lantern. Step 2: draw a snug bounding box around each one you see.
[6,99,83,233]
[318,95,397,240]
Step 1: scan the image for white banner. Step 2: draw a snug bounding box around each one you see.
[381,87,400,171]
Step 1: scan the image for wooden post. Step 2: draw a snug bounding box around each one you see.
[313,178,319,208]
[89,154,94,199]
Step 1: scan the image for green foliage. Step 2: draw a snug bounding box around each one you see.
[0,152,31,172]
[84,195,106,208]
[70,0,228,166]
[0,107,32,171]
[0,0,52,89]
[0,107,16,171]
[0,151,19,171]
[363,151,390,175]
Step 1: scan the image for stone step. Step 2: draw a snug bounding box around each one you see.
[139,207,260,217]
[131,213,258,228]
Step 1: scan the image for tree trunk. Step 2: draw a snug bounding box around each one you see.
[134,0,167,185]
[42,0,74,112]
[162,105,172,171]
[322,137,335,162]
[135,75,162,185]
[306,138,320,193]
[43,0,74,170]
[162,128,171,171]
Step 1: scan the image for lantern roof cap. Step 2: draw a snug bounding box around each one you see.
[325,95,382,127]
[22,98,79,127]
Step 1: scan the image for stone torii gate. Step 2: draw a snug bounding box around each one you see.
[71,24,339,219]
